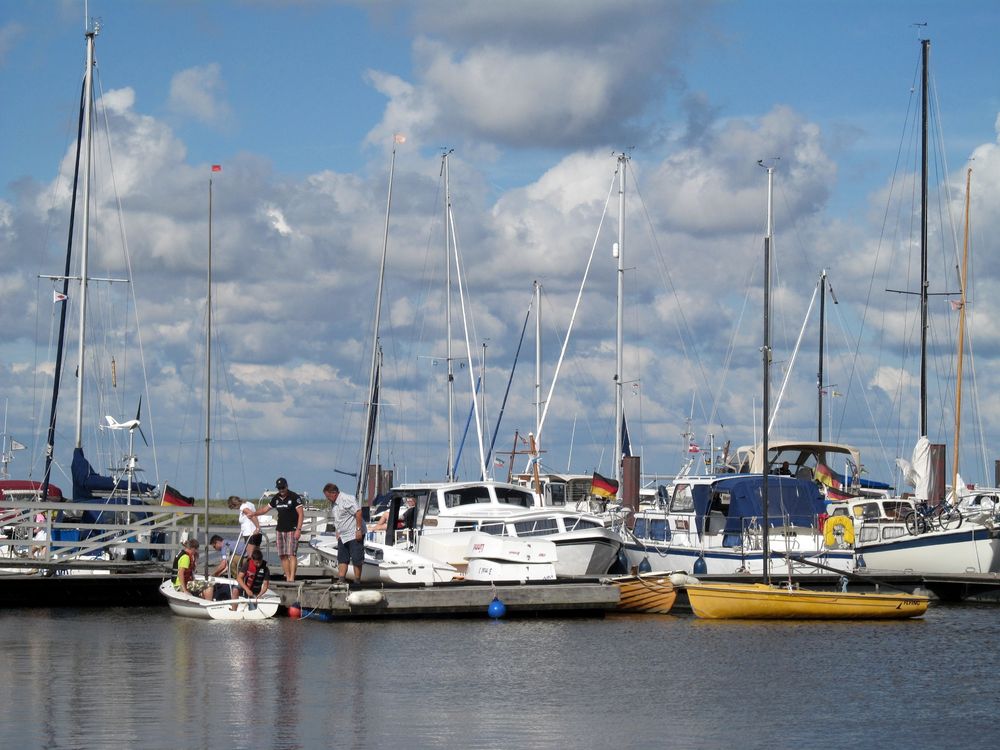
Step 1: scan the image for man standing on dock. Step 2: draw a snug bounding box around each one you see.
[254,477,304,582]
[325,482,364,583]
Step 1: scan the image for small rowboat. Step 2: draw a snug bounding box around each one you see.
[684,582,929,620]
[612,573,677,614]
[159,577,281,621]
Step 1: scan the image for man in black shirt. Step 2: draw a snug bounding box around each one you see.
[253,477,304,582]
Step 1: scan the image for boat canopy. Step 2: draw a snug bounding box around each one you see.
[691,476,825,547]
[71,447,155,500]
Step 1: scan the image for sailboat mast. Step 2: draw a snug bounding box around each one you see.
[534,279,542,443]
[443,151,455,481]
[760,161,774,585]
[613,153,626,486]
[74,27,97,449]
[204,172,213,570]
[919,38,930,438]
[41,34,90,501]
[817,269,826,441]
[357,139,397,501]
[952,167,971,495]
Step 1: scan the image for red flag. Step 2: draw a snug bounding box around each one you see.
[211,164,222,172]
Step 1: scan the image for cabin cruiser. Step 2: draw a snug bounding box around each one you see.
[312,480,622,583]
[622,475,853,576]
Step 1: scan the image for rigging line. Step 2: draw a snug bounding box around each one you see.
[827,292,895,482]
[628,168,716,433]
[534,166,617,452]
[487,290,533,468]
[838,55,919,445]
[769,279,819,435]
[214,331,251,499]
[94,67,160,488]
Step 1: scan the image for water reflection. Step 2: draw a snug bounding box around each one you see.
[1,606,1000,748]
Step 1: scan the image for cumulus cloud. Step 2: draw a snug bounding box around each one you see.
[365,0,710,150]
[168,63,233,127]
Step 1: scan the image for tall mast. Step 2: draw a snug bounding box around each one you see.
[534,280,542,441]
[613,153,626,486]
[204,171,214,571]
[443,151,455,481]
[919,38,930,437]
[817,269,827,441]
[951,167,971,496]
[41,29,91,501]
[760,160,775,585]
[357,138,398,501]
[74,26,97,449]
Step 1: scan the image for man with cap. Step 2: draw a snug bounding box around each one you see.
[253,477,304,582]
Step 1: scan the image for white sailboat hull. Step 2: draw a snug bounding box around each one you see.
[856,526,1000,575]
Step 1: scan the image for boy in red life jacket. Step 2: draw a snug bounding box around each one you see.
[237,548,271,600]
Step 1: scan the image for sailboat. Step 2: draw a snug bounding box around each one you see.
[37,21,160,559]
[684,163,929,620]
[844,39,1000,576]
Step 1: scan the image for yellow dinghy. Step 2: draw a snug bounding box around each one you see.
[613,574,677,614]
[685,582,929,620]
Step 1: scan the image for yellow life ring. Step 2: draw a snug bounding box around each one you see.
[823,515,855,547]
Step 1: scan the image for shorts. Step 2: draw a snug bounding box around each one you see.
[246,532,263,547]
[187,579,209,596]
[212,583,233,601]
[338,538,364,567]
[276,530,298,557]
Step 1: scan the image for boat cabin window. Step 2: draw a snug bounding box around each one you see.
[709,491,730,515]
[442,487,493,508]
[882,501,910,520]
[546,483,567,507]
[513,517,559,537]
[477,522,505,536]
[633,517,670,542]
[852,502,881,520]
[669,484,695,513]
[495,487,535,507]
[563,517,600,532]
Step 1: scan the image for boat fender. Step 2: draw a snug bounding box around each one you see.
[823,516,855,548]
[346,589,384,607]
[488,596,506,619]
[669,573,701,587]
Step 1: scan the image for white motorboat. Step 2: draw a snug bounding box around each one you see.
[159,577,280,621]
[308,534,458,586]
[395,480,622,577]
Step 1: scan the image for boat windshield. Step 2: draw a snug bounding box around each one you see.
[670,484,695,512]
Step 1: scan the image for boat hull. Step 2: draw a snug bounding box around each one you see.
[613,574,677,614]
[685,582,929,620]
[552,531,621,577]
[622,541,853,576]
[158,579,280,620]
[856,526,1000,575]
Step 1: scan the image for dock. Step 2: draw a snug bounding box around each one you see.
[273,578,621,619]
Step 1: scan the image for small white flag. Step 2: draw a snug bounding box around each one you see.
[10,439,26,451]
[950,299,964,311]
[393,133,406,144]
[53,291,67,303]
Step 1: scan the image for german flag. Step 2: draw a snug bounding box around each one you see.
[814,463,841,490]
[161,484,195,507]
[590,472,619,499]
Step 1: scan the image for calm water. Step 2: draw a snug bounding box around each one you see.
[1,603,998,749]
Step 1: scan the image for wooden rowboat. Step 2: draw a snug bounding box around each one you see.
[613,573,677,614]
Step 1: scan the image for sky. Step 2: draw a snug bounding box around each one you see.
[3,0,1000,502]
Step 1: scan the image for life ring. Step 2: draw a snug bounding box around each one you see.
[823,516,855,548]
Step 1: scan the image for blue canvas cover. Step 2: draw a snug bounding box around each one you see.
[691,475,825,547]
